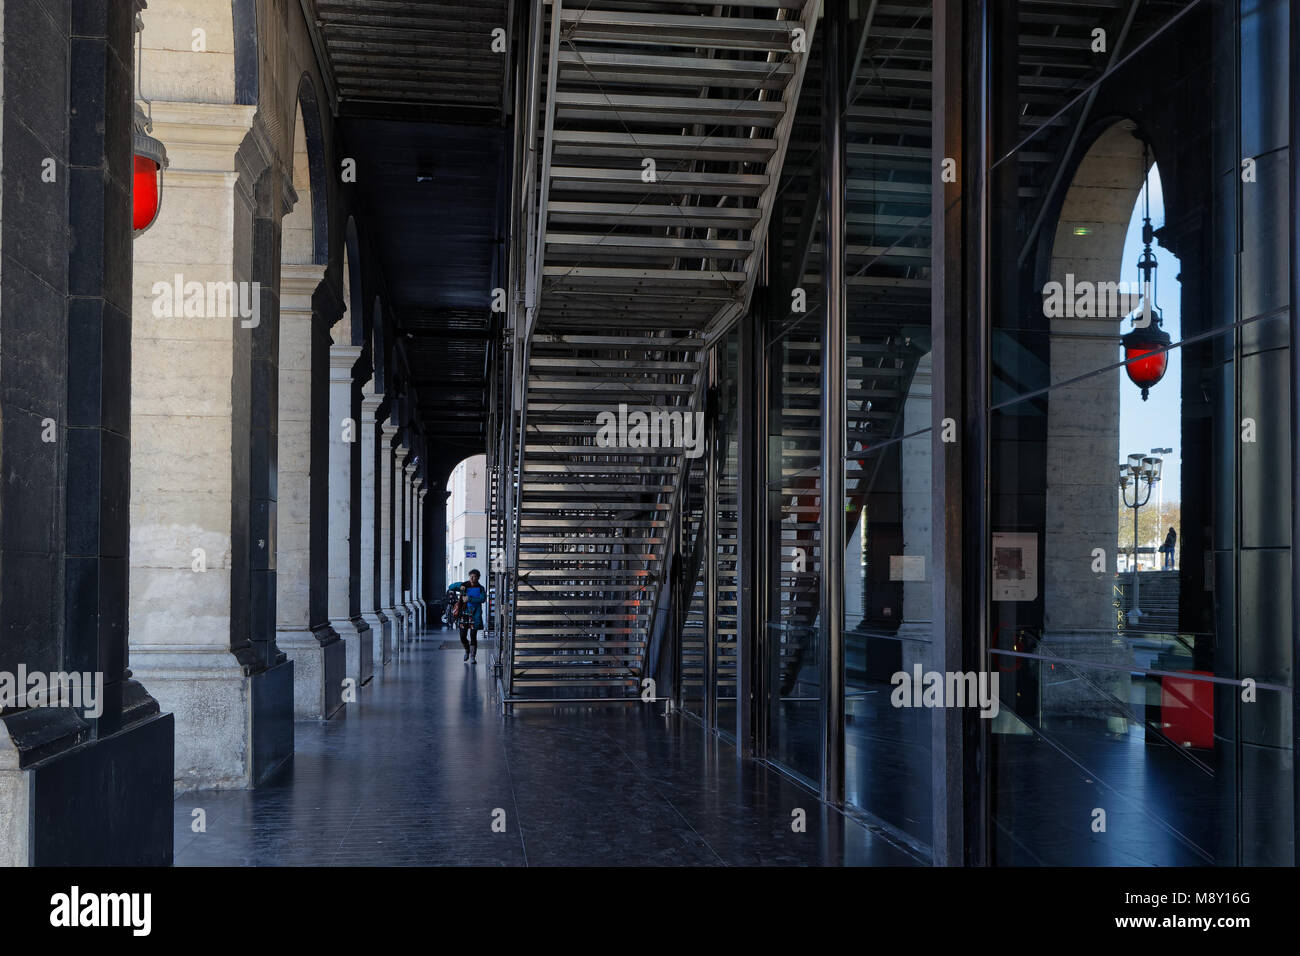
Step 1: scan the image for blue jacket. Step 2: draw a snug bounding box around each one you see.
[448,581,486,629]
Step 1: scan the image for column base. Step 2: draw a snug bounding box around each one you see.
[334,617,373,686]
[0,690,174,866]
[385,604,406,645]
[361,611,387,670]
[129,647,294,791]
[277,624,346,719]
[403,600,421,639]
[415,599,428,634]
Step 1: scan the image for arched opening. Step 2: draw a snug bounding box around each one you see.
[1117,164,1182,580]
[282,75,330,266]
[1041,120,1153,660]
[444,454,487,624]
[282,108,315,265]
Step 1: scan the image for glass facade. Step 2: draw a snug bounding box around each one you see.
[676,0,1297,865]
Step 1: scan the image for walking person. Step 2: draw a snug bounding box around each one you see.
[1160,526,1177,570]
[447,569,486,663]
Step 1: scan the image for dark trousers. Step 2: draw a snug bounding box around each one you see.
[459,625,480,651]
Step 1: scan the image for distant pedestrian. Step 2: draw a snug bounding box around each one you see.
[448,569,486,663]
[1160,526,1176,570]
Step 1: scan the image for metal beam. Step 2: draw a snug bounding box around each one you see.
[819,0,846,808]
[1290,0,1300,869]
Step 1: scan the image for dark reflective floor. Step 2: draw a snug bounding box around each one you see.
[173,631,920,866]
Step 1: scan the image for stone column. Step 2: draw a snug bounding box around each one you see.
[420,486,432,629]
[380,422,403,647]
[328,345,370,687]
[275,264,343,718]
[359,386,389,664]
[392,442,411,643]
[129,103,292,790]
[1,0,172,864]
[413,477,427,631]
[403,459,420,630]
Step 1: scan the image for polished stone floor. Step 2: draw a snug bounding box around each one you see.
[172,629,920,866]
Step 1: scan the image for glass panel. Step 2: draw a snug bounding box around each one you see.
[986,0,1293,864]
[845,435,934,847]
[989,323,1293,864]
[992,664,1292,866]
[764,19,825,785]
[840,0,935,848]
[767,309,823,783]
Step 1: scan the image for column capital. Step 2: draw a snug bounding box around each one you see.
[329,344,362,383]
[361,393,383,418]
[403,462,417,477]
[148,101,257,175]
[418,488,428,501]
[394,444,410,464]
[412,475,424,491]
[281,263,328,312]
[381,422,399,441]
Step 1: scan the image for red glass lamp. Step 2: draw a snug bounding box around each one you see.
[1122,322,1171,401]
[1122,139,1170,402]
[133,105,167,236]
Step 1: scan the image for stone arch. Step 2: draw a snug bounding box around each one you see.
[1040,118,1155,702]
[282,74,330,266]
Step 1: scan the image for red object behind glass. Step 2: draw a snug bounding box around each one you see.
[1160,670,1213,750]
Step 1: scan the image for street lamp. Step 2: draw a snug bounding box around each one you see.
[1120,452,1162,624]
[1150,445,1173,559]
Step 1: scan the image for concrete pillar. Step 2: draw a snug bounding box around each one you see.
[392,442,411,642]
[128,102,292,790]
[276,264,343,718]
[329,345,370,687]
[403,459,420,631]
[360,388,390,664]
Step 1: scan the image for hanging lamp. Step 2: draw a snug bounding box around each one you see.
[1121,140,1170,401]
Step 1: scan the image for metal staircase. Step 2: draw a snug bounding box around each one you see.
[505,0,821,700]
[498,0,1165,703]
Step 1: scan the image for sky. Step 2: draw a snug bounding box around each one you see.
[1117,165,1181,506]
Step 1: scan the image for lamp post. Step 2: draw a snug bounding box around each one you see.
[1150,445,1173,561]
[1120,453,1162,624]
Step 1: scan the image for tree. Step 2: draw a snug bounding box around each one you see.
[1117,497,1181,559]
